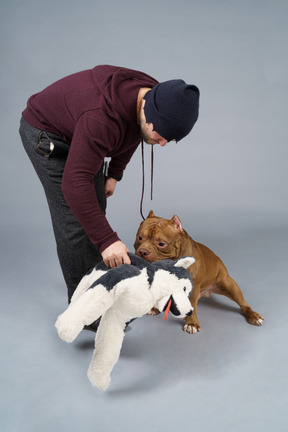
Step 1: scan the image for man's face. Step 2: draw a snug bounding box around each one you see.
[139,120,168,147]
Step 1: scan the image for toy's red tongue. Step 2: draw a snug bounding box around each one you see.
[164,298,172,321]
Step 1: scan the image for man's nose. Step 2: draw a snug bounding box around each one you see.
[159,139,167,147]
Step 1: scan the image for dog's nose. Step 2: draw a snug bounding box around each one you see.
[137,248,151,258]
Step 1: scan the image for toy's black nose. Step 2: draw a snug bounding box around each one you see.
[186,310,193,317]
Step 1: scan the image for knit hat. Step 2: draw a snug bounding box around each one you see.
[143,79,200,142]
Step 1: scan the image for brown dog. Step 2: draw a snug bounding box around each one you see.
[134,211,264,334]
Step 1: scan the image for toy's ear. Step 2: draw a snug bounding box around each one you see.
[174,256,195,269]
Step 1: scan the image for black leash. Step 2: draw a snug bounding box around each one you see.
[140,140,154,220]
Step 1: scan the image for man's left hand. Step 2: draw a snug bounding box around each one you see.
[105,177,117,197]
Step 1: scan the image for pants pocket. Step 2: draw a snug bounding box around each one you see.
[37,131,55,158]
[37,131,70,158]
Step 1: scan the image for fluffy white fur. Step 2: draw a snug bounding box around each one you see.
[55,255,195,391]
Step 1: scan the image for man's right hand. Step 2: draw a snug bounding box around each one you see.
[101,241,131,268]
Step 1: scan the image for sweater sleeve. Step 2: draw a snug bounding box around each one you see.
[108,143,140,180]
[61,113,120,252]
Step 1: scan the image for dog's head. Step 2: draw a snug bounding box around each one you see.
[134,210,188,263]
[152,257,195,319]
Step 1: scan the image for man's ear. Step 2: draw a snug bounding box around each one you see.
[170,215,183,232]
[174,257,195,269]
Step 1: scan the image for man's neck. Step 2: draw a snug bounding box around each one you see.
[137,87,151,124]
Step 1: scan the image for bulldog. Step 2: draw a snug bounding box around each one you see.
[134,210,264,334]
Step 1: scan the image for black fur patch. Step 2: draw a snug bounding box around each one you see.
[87,253,191,292]
[90,264,143,291]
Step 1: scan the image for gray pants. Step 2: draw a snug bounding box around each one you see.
[19,118,106,302]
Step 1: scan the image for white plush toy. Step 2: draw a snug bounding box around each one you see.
[55,253,195,391]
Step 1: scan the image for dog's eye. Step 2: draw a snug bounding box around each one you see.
[157,242,167,248]
[138,235,143,241]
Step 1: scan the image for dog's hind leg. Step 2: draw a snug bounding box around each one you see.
[212,272,264,326]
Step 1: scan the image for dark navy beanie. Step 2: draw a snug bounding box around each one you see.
[143,79,200,142]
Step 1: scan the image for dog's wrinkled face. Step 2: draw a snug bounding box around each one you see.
[134,210,185,263]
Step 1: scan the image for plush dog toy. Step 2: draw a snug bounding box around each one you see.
[55,253,195,391]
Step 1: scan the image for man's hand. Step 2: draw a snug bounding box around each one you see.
[105,177,117,198]
[101,241,131,268]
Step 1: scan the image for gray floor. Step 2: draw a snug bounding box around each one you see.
[1,1,288,431]
[1,215,287,432]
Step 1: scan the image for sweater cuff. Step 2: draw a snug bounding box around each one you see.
[97,232,121,253]
[107,171,123,182]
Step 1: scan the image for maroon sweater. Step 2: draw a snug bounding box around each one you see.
[23,65,158,252]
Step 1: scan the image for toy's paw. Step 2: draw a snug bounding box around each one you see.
[183,316,201,334]
[55,316,83,343]
[147,307,160,316]
[242,307,264,326]
[87,367,111,391]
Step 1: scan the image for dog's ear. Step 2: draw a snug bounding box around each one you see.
[171,215,183,232]
[147,210,155,218]
[174,256,195,269]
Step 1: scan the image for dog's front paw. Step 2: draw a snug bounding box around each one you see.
[183,323,201,334]
[147,307,160,316]
[183,316,201,334]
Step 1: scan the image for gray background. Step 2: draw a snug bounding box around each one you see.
[1,0,287,431]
